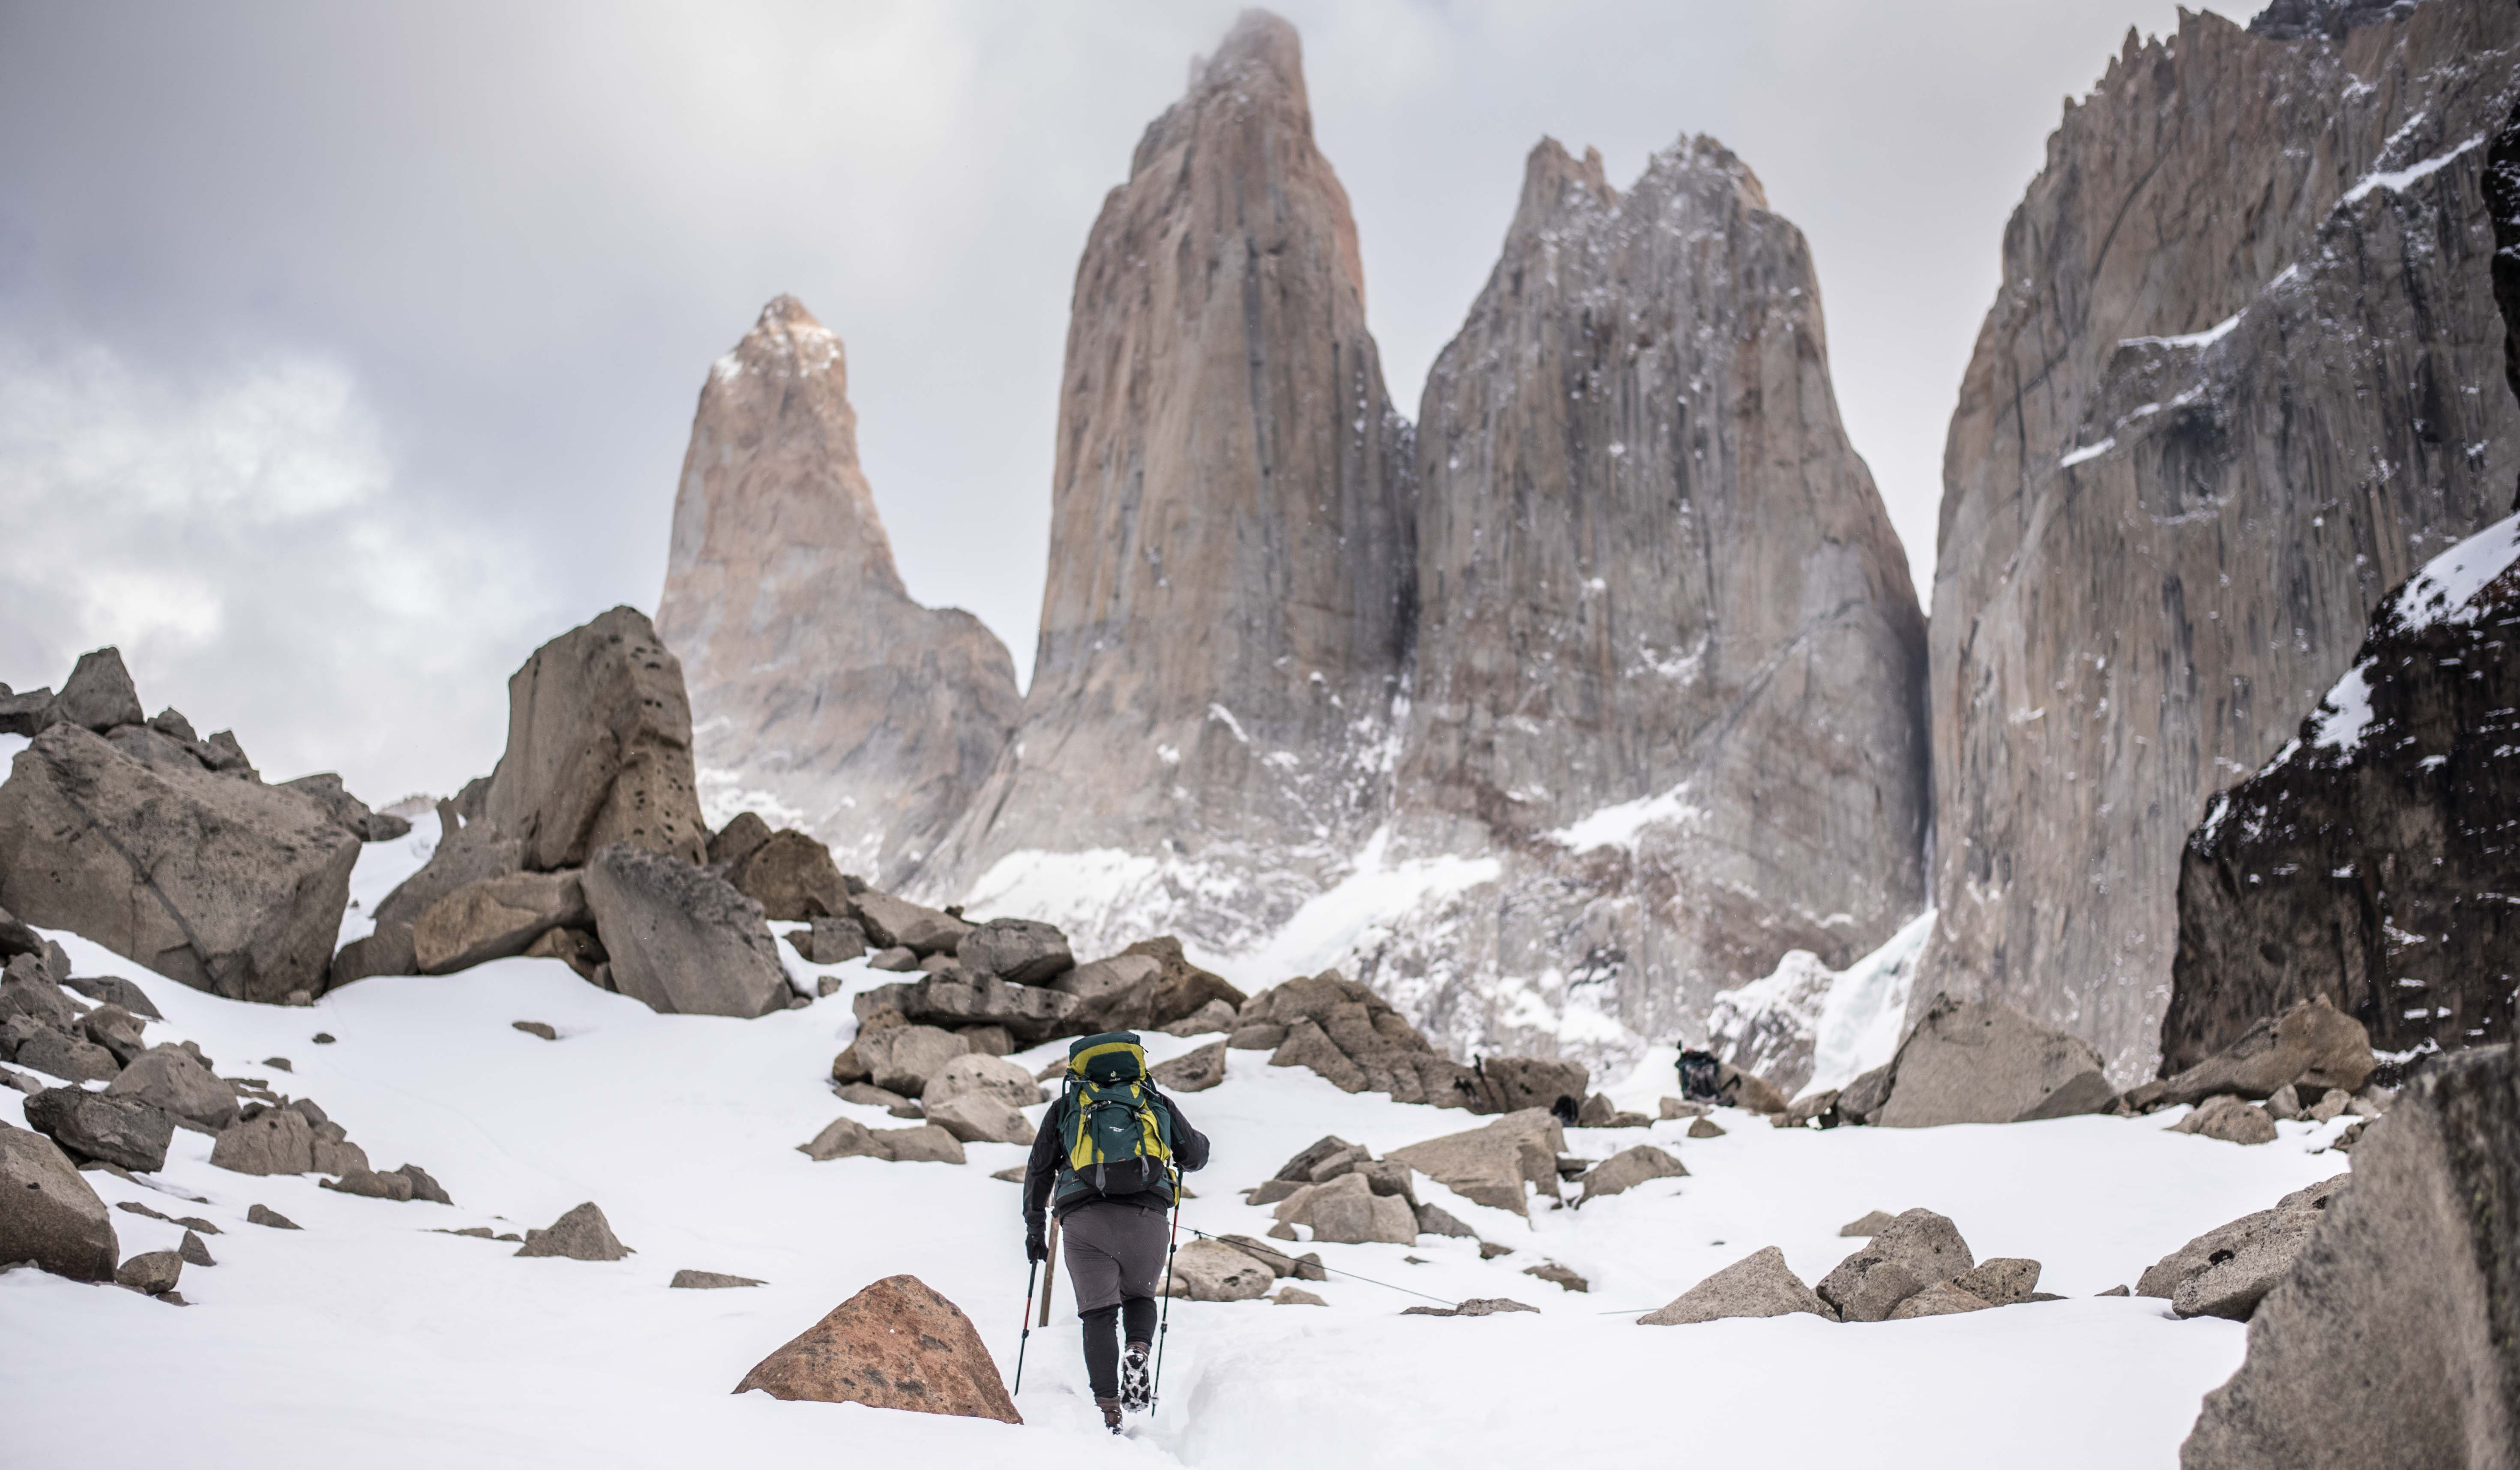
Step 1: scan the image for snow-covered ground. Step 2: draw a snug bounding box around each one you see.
[3,837,2355,1468]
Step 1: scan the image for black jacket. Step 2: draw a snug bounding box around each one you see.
[1022,1084,1209,1233]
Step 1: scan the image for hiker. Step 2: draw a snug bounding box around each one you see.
[1677,1045,1734,1105]
[1022,1030,1211,1433]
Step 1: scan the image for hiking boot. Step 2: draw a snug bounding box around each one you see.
[1096,1396,1124,1434]
[1119,1339,1152,1410]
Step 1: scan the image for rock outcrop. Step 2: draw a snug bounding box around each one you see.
[920,9,1417,958]
[1858,996,2115,1128]
[581,843,788,1019]
[2180,1045,2518,1467]
[2164,512,2520,1072]
[655,296,1020,886]
[0,1121,117,1280]
[1924,0,2520,1080]
[735,1275,1019,1423]
[1387,131,1928,1063]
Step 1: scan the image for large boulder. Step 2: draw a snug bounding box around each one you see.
[1049,953,1165,1033]
[53,649,143,732]
[210,1107,315,1176]
[581,843,788,1018]
[2150,995,2375,1109]
[2171,1095,2279,1146]
[334,821,523,987]
[279,773,411,842]
[734,1275,1019,1423]
[411,871,590,975]
[2182,1045,2520,1467]
[515,1202,633,1260]
[1163,1239,1276,1301]
[923,1092,1034,1147]
[851,1024,970,1096]
[1273,1171,1416,1245]
[0,724,359,1003]
[1386,1109,1564,1215]
[1469,1057,1592,1118]
[24,1086,171,1172]
[11,1024,118,1084]
[1815,1208,1974,1322]
[2137,1174,2348,1321]
[1122,936,1247,1027]
[1639,1246,1834,1326]
[724,829,849,923]
[479,607,710,871]
[1245,971,1483,1109]
[853,890,970,956]
[955,918,1073,985]
[1151,1040,1226,1093]
[0,1123,116,1280]
[1870,995,2113,1127]
[1575,1144,1687,1201]
[797,1117,968,1166]
[856,973,1079,1045]
[920,1053,1045,1111]
[105,1045,238,1132]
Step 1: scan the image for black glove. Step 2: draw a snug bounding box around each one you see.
[1026,1226,1047,1265]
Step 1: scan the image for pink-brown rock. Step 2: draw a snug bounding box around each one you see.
[734,1274,1019,1424]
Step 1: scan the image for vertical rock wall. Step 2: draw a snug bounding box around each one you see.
[656,296,1021,886]
[1925,0,2520,1079]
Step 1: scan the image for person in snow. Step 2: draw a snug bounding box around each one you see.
[1023,1031,1211,1433]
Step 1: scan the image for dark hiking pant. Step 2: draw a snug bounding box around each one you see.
[1061,1202,1166,1398]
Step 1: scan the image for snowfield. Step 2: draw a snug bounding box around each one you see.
[1,841,2355,1468]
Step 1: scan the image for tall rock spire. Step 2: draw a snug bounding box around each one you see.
[923,9,1415,947]
[1386,136,1930,1060]
[1925,0,2520,1079]
[656,295,1020,884]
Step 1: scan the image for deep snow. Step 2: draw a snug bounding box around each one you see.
[1,838,2356,1468]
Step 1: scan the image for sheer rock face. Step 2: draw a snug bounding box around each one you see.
[656,296,1020,887]
[1924,0,2520,1080]
[1383,137,1928,1054]
[920,10,1416,949]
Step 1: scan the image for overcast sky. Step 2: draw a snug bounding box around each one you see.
[0,0,2250,806]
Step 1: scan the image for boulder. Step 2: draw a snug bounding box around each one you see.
[245,1204,300,1229]
[920,1053,1046,1111]
[521,926,606,983]
[2172,1094,2279,1145]
[411,871,590,974]
[874,1124,965,1165]
[805,916,868,965]
[479,607,710,870]
[1414,1201,1476,1238]
[105,1045,238,1132]
[955,918,1073,985]
[1121,936,1247,1027]
[857,974,1079,1045]
[1151,1040,1226,1093]
[581,842,788,1018]
[1950,1257,2041,1306]
[1473,1057,1592,1117]
[853,891,970,956]
[1275,1286,1327,1306]
[1163,1238,1276,1301]
[2154,995,2375,1109]
[1403,1298,1539,1319]
[1872,995,2112,1127]
[61,973,160,1019]
[1837,1063,1895,1124]
[0,725,360,1003]
[1710,1062,1791,1115]
[0,686,53,737]
[734,1274,1019,1423]
[0,1121,118,1279]
[1688,1118,1727,1139]
[209,1108,315,1176]
[2137,1174,2349,1321]
[853,1024,970,1096]
[672,1269,765,1289]
[1387,1110,1566,1215]
[725,829,849,922]
[81,1004,148,1066]
[1816,1208,1974,1322]
[798,1117,892,1162]
[1049,953,1165,1033]
[1640,1246,1833,1326]
[866,946,919,972]
[1243,971,1483,1108]
[12,1028,118,1084]
[1275,1171,1417,1245]
[23,1087,171,1172]
[115,1248,182,1296]
[515,1201,633,1260]
[837,1083,917,1115]
[1887,1281,1994,1319]
[396,1163,453,1205]
[1576,1144,1687,1201]
[335,824,524,988]
[0,964,80,1027]
[2181,1045,2519,1467]
[54,649,143,732]
[1524,1260,1588,1293]
[179,1229,215,1266]
[923,1092,1034,1147]
[1160,998,1240,1037]
[322,1167,417,1201]
[707,811,773,870]
[1229,1023,1287,1051]
[279,772,410,842]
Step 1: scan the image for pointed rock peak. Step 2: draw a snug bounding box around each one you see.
[716,293,842,384]
[1513,138,1619,233]
[1637,134,1768,212]
[1195,9,1305,99]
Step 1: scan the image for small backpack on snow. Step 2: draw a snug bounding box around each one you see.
[1054,1032,1176,1206]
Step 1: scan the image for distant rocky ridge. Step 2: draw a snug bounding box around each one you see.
[656,296,1021,888]
[1922,0,2520,1080]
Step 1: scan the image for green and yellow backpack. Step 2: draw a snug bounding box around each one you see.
[1053,1032,1176,1207]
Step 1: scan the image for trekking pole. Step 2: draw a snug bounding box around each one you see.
[1151,1167,1184,1409]
[1038,1219,1060,1328]
[1013,1259,1039,1395]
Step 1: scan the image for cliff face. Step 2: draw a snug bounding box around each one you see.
[2164,512,2520,1074]
[655,296,1021,885]
[1381,138,1929,1055]
[921,11,1415,948]
[1924,0,2520,1080]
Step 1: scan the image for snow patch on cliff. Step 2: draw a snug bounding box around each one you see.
[1703,910,1934,1099]
[1547,781,1700,855]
